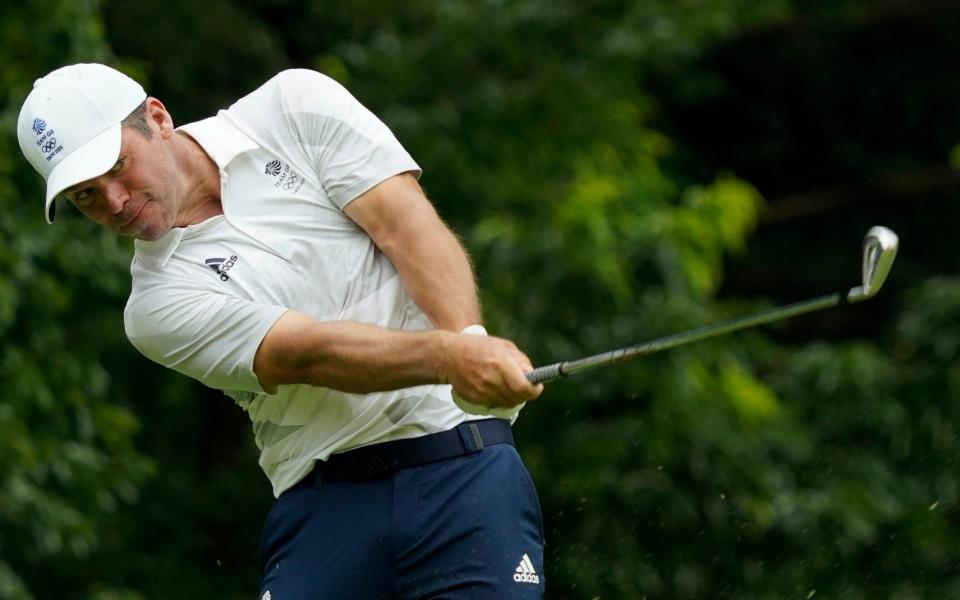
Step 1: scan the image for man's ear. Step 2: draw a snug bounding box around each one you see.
[145,97,175,137]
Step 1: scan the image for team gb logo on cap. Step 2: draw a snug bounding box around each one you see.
[33,117,63,162]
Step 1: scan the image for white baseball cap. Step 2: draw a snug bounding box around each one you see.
[17,63,147,223]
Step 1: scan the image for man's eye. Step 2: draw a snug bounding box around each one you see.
[109,157,125,173]
[74,189,93,204]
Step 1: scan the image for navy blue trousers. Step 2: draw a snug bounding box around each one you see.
[258,444,545,599]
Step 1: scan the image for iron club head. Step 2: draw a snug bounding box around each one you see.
[848,226,899,302]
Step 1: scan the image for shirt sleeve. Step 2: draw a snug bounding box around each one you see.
[124,285,288,394]
[275,69,421,209]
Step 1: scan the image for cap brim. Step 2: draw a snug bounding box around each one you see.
[44,123,122,224]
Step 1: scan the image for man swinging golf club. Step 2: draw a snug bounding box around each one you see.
[18,63,545,599]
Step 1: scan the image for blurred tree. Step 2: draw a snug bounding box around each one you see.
[0,2,152,599]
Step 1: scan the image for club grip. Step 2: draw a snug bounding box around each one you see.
[526,363,565,384]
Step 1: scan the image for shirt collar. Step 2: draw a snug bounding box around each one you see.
[176,113,258,169]
[133,114,258,267]
[134,227,186,267]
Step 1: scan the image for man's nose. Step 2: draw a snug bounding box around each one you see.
[101,179,129,213]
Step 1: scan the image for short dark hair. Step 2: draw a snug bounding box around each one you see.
[121,100,152,138]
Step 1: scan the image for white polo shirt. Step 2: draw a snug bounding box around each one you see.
[123,70,511,497]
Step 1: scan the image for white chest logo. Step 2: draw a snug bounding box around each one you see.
[513,553,540,584]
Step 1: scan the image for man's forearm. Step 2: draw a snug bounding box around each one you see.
[343,174,482,331]
[260,314,450,393]
[254,310,539,407]
[385,217,482,332]
[270,321,449,393]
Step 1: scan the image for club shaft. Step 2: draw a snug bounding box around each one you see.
[526,292,846,384]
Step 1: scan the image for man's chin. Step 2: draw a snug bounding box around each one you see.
[122,222,169,241]
[132,228,168,242]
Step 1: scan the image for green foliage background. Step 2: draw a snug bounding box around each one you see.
[1,0,958,598]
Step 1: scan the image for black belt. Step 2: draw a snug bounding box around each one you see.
[289,418,514,492]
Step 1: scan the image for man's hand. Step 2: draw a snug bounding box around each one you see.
[438,333,543,408]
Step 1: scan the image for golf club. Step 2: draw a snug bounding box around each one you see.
[526,225,899,384]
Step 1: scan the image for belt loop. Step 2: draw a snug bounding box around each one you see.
[458,421,485,453]
[470,423,485,450]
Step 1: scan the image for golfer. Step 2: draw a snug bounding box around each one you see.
[18,63,545,598]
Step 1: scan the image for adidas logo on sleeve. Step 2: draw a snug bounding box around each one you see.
[513,553,540,584]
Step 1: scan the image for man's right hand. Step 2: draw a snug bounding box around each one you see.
[437,332,543,409]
